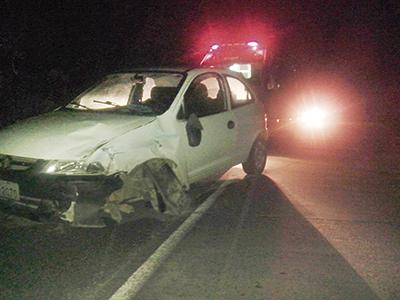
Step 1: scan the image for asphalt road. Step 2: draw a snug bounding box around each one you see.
[0,123,399,300]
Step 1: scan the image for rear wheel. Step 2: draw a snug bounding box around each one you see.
[242,138,267,175]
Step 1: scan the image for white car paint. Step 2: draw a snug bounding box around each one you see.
[176,110,237,183]
[0,68,266,189]
[0,110,156,160]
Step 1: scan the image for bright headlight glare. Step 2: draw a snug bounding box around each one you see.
[43,160,105,175]
[298,107,328,129]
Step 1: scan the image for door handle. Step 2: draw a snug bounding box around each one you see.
[227,120,235,129]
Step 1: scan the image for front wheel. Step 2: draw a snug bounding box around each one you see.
[242,138,267,175]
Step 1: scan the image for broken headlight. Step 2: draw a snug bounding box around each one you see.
[42,160,106,175]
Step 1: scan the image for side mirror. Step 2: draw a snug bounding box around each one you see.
[185,113,203,147]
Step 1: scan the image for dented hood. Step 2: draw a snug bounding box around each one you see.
[0,110,156,160]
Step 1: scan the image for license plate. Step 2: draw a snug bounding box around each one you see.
[0,180,20,201]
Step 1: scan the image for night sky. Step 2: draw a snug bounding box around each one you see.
[1,0,399,128]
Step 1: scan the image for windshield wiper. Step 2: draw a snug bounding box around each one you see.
[93,100,120,107]
[115,103,158,115]
[67,102,94,111]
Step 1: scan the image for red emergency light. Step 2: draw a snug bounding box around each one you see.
[200,41,266,67]
[247,41,259,47]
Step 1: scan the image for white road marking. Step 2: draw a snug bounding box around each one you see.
[109,180,235,300]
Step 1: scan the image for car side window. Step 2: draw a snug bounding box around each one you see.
[183,74,226,118]
[226,76,254,108]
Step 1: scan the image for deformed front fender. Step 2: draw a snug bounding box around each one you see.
[70,118,191,226]
[103,158,191,223]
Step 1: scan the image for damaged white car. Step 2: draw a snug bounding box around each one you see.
[0,68,268,227]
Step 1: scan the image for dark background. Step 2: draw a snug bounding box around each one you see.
[0,0,399,130]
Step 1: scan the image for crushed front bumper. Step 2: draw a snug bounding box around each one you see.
[0,165,122,227]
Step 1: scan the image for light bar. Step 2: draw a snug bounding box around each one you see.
[247,41,259,47]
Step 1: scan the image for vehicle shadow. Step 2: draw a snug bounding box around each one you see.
[135,174,380,300]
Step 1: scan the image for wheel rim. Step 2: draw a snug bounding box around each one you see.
[254,140,267,171]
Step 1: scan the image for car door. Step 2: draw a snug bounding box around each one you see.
[176,73,237,183]
[225,75,265,163]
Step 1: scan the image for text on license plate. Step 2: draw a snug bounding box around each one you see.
[0,180,20,201]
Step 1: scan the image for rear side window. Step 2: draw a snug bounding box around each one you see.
[226,76,254,108]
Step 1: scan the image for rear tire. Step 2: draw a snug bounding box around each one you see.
[242,137,267,175]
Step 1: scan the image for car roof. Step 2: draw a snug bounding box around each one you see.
[110,67,245,79]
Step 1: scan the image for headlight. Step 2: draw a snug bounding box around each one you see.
[43,160,105,175]
[298,107,328,129]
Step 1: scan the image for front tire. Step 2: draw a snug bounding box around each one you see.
[242,137,267,175]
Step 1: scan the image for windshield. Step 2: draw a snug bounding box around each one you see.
[66,72,184,115]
